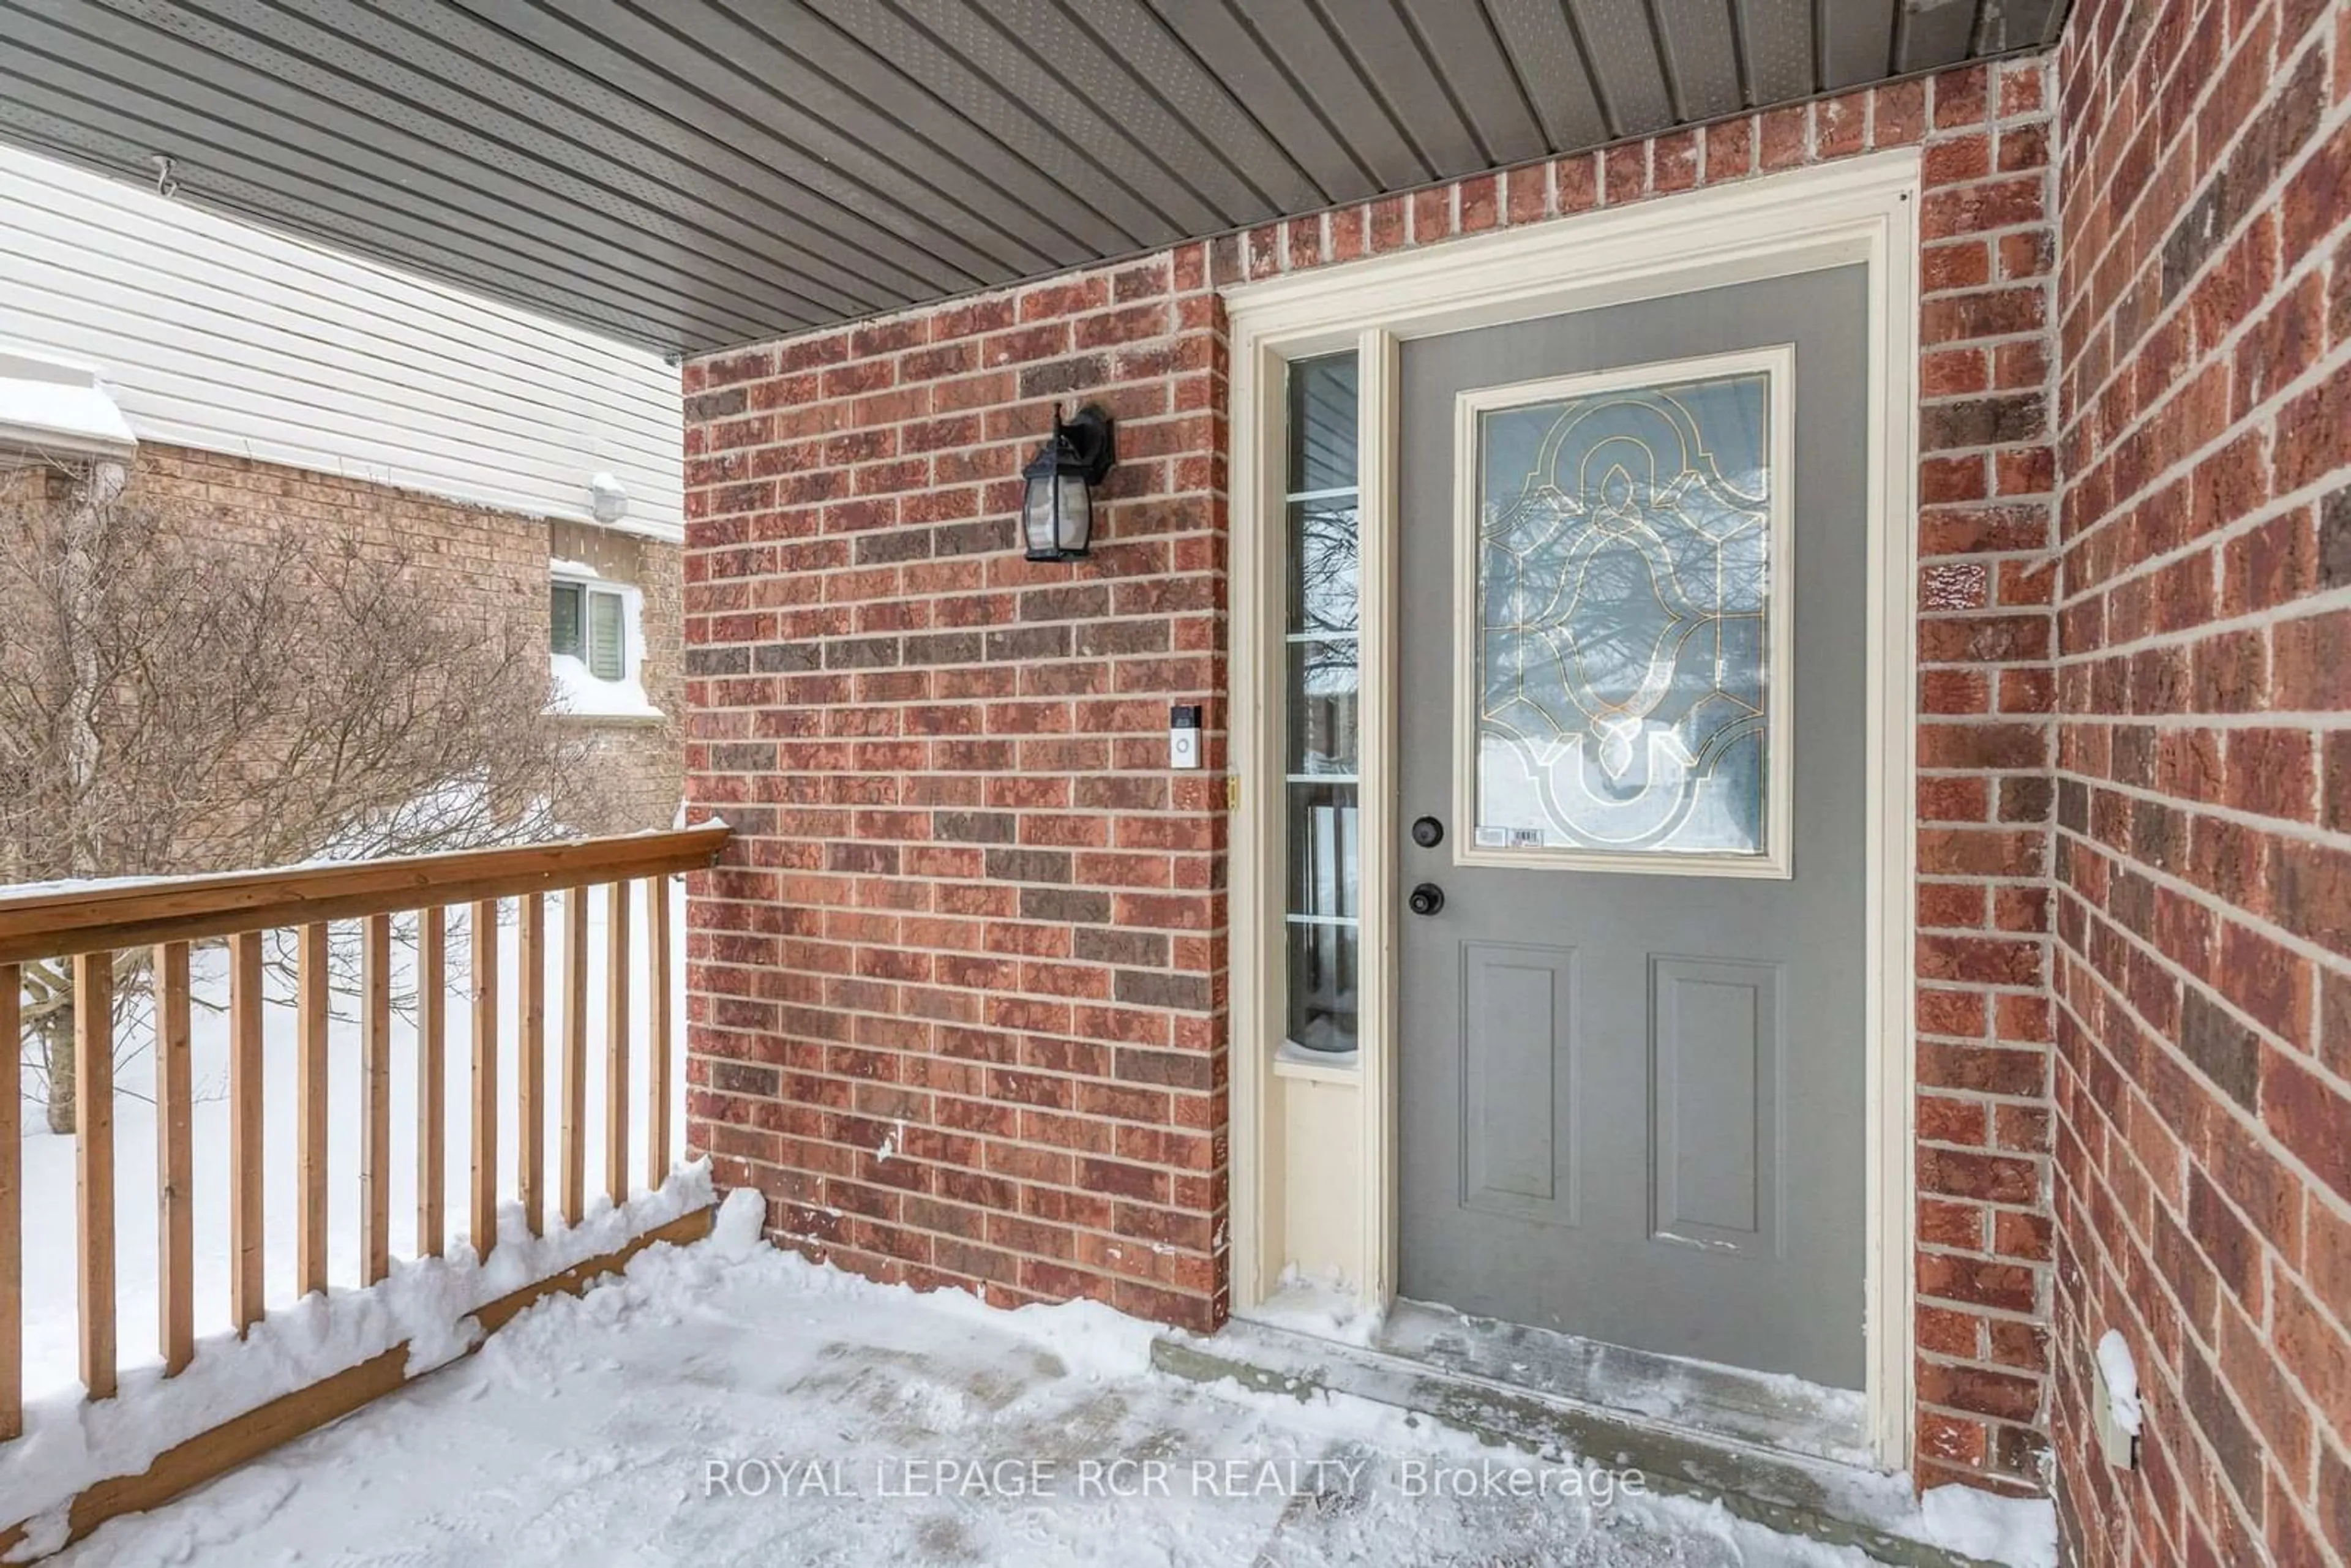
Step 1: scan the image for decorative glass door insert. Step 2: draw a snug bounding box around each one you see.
[1453,348,1794,876]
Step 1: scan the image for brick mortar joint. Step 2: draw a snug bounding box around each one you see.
[2050,865,2341,1100]
[689,254,1225,378]
[768,1185,1232,1245]
[2050,20,2346,345]
[700,1116,1232,1169]
[2053,786,2351,927]
[2052,866,2351,1126]
[2052,94,2351,472]
[759,1222,1228,1292]
[2051,340,2351,583]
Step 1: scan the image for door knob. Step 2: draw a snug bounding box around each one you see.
[1411,815,1444,848]
[1408,882,1445,917]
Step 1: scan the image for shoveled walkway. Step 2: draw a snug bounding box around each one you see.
[53,1193,2044,1567]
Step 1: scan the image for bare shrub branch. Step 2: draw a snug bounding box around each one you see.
[1,463,618,1130]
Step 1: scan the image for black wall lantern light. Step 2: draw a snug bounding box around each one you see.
[1021,402,1116,562]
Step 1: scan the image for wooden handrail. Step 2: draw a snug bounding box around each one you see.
[0,824,729,964]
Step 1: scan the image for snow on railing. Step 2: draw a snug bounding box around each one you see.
[0,823,727,1529]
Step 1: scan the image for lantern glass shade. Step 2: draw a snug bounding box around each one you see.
[1022,462,1093,561]
[1020,403,1115,562]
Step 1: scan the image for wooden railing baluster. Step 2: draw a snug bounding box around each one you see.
[297,923,329,1297]
[230,932,264,1333]
[0,823,727,1500]
[75,951,116,1400]
[470,899,499,1261]
[518,894,546,1237]
[604,879,631,1207]
[1,961,19,1440]
[156,941,193,1375]
[648,875,673,1190]
[561,887,587,1228]
[417,905,446,1259]
[361,913,392,1286]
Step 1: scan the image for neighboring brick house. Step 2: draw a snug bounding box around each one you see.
[0,141,684,835]
[672,4,2347,1556]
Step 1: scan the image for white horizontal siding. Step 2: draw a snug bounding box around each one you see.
[0,143,683,537]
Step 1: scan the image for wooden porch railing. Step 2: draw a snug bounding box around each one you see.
[0,823,727,1448]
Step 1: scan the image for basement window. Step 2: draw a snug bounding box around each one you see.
[1281,351,1361,1058]
[551,579,627,680]
[549,569,662,721]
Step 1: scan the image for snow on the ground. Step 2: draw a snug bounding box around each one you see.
[15,883,687,1409]
[1918,1485,2057,1567]
[1251,1269,1389,1349]
[550,653,666,720]
[40,1190,2053,1568]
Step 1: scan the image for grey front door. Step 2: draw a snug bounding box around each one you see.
[1397,266,1870,1389]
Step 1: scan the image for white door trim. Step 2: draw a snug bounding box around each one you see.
[1224,149,1922,1471]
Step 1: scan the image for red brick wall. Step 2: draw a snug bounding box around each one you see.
[1903,64,2070,1499]
[680,57,2062,1484]
[679,267,1235,1330]
[2047,0,2351,1560]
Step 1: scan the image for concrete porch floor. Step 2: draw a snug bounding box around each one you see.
[1155,1313,2006,1568]
[47,1197,2047,1566]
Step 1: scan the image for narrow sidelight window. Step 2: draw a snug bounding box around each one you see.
[1282,353,1361,1056]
